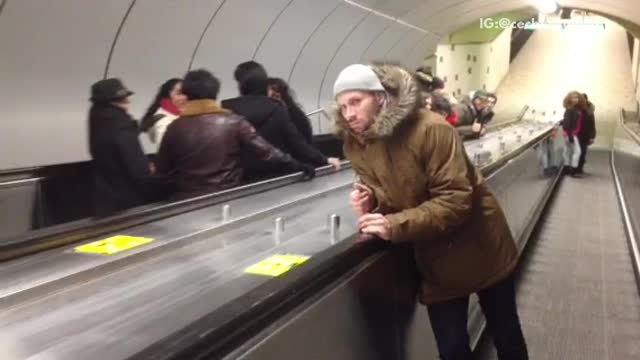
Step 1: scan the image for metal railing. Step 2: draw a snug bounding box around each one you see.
[613,107,640,297]
[486,104,530,131]
[306,108,333,134]
[1,160,352,261]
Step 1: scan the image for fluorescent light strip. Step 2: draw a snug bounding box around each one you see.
[343,0,430,34]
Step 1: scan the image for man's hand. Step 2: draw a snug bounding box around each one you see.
[358,213,391,241]
[350,183,375,217]
[327,157,342,171]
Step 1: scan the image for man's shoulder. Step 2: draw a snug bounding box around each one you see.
[414,109,455,130]
[175,112,244,126]
[409,111,462,147]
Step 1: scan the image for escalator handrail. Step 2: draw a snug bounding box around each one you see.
[487,104,530,131]
[127,125,555,360]
[0,104,531,261]
[612,108,640,296]
[0,161,351,261]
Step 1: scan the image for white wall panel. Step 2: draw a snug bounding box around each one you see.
[405,34,440,69]
[632,38,639,86]
[317,15,391,114]
[361,23,406,62]
[433,26,512,99]
[255,0,342,79]
[288,3,368,133]
[190,0,291,100]
[0,0,132,169]
[490,25,512,91]
[106,0,224,152]
[385,30,423,65]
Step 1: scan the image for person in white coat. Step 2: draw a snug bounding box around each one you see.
[140,78,187,144]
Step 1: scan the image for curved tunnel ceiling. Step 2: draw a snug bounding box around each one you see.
[356,0,640,34]
[1,0,639,170]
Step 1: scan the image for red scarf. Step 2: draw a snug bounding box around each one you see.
[159,98,180,116]
[446,111,458,126]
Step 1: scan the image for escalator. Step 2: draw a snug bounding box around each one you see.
[476,151,640,359]
[130,116,640,360]
[0,107,529,259]
[1,120,556,360]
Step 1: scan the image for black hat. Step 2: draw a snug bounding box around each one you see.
[471,89,490,101]
[90,78,134,103]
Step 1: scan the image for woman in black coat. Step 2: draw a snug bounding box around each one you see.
[88,78,172,216]
[561,91,585,177]
[267,77,314,144]
[576,93,597,174]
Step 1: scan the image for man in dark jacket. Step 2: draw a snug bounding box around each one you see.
[479,92,497,127]
[453,90,492,139]
[155,69,315,201]
[221,61,340,182]
[576,93,596,175]
[88,78,172,217]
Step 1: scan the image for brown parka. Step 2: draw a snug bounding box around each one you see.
[335,64,518,305]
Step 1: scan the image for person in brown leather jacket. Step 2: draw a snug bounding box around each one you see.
[155,69,315,200]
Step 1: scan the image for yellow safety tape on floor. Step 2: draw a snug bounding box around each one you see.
[244,254,310,277]
[73,235,154,255]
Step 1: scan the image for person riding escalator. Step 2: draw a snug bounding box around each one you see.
[222,61,340,182]
[88,78,173,216]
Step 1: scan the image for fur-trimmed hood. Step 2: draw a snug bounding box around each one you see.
[182,99,230,117]
[334,63,422,141]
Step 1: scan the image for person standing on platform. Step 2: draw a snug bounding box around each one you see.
[561,91,585,177]
[576,93,596,175]
[333,63,528,360]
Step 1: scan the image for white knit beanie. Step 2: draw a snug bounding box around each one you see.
[333,64,385,98]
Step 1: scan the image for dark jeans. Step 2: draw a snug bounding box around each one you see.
[576,139,590,172]
[426,275,528,360]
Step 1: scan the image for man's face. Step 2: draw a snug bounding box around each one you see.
[111,97,131,111]
[336,91,383,134]
[487,97,496,109]
[473,97,489,111]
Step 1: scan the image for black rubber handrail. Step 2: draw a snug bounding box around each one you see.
[0,163,350,261]
[613,108,640,297]
[127,125,556,360]
[0,110,532,261]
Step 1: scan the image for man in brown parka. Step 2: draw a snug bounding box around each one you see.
[332,63,528,360]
